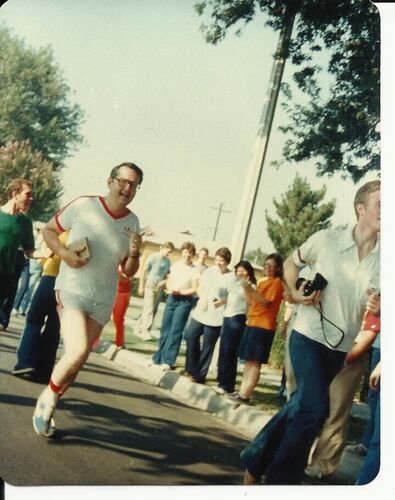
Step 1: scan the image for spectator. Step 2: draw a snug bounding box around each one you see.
[12,232,69,382]
[228,253,284,405]
[215,260,256,395]
[151,242,199,370]
[1,178,49,330]
[185,247,231,384]
[240,180,380,485]
[136,241,174,340]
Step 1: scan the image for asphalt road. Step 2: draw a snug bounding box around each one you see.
[0,326,249,487]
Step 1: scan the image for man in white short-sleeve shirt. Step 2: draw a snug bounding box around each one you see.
[241,180,380,485]
[32,162,143,437]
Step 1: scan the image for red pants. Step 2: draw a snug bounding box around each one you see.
[112,291,130,347]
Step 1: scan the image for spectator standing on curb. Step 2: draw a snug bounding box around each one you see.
[228,253,284,405]
[195,247,209,274]
[32,162,142,437]
[215,260,256,395]
[240,180,380,485]
[136,241,174,340]
[1,178,50,330]
[185,247,231,384]
[151,242,199,370]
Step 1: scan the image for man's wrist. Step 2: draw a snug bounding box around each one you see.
[129,252,141,259]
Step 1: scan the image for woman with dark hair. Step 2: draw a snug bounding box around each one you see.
[215,260,256,395]
[229,253,285,404]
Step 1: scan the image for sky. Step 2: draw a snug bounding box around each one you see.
[0,0,381,256]
[1,1,394,499]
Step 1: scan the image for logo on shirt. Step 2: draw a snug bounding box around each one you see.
[123,226,133,236]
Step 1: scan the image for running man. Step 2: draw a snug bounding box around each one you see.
[32,162,143,437]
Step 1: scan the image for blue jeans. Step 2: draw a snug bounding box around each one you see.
[217,314,246,392]
[361,347,381,449]
[15,276,60,379]
[12,259,30,311]
[241,330,345,484]
[18,269,42,314]
[357,347,381,485]
[185,318,221,383]
[152,295,193,367]
[357,395,380,484]
[0,250,26,326]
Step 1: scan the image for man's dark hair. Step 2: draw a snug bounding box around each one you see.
[215,247,232,264]
[110,162,144,184]
[234,259,257,285]
[181,241,196,256]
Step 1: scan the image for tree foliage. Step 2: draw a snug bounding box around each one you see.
[245,246,266,266]
[0,24,84,167]
[0,140,61,221]
[265,173,335,258]
[195,0,380,182]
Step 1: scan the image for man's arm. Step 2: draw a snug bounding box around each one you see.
[42,217,88,269]
[25,246,52,260]
[121,231,142,278]
[283,256,321,305]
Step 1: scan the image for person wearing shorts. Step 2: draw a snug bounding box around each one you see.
[32,162,143,437]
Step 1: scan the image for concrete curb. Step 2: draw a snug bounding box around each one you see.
[94,343,273,439]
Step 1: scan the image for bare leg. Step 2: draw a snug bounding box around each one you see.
[33,310,103,435]
[51,309,103,387]
[239,360,261,399]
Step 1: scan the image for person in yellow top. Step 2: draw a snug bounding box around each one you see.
[12,232,69,382]
[228,253,284,405]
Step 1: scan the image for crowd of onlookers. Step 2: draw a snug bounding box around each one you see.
[1,172,380,485]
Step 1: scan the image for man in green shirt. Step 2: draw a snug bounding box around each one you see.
[0,178,36,330]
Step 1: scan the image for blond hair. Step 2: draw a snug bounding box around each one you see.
[354,180,380,218]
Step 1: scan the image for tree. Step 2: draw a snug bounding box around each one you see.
[0,24,84,167]
[0,140,62,221]
[245,247,266,266]
[195,0,380,182]
[265,173,335,258]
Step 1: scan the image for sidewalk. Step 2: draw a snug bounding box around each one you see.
[93,297,368,485]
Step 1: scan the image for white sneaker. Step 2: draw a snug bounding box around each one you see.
[32,389,57,437]
[214,386,226,395]
[161,363,171,371]
[136,331,152,341]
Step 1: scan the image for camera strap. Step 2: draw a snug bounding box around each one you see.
[314,301,345,349]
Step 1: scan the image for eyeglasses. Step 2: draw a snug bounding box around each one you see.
[113,177,140,191]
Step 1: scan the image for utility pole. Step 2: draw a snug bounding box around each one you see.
[229,6,297,263]
[211,202,230,241]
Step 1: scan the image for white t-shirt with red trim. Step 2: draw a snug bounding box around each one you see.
[55,196,140,305]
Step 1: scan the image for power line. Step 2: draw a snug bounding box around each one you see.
[210,202,230,241]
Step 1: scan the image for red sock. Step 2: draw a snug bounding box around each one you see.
[49,378,62,394]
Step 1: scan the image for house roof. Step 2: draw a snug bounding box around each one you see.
[140,225,229,257]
